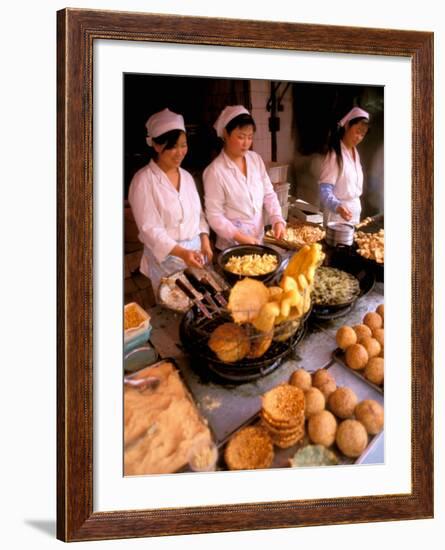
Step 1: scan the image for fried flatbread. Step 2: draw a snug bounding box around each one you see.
[262,384,305,425]
[224,426,274,470]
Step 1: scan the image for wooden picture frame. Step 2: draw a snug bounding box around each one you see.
[57,8,434,542]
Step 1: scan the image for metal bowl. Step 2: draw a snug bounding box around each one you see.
[310,248,376,318]
[217,244,282,284]
[325,222,355,247]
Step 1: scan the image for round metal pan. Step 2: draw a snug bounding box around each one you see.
[216,244,283,285]
[179,308,307,384]
[310,248,376,317]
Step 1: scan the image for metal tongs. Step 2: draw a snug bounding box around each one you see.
[185,266,229,308]
[173,272,213,319]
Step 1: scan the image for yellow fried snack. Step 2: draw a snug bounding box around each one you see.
[228,278,270,324]
[224,425,274,470]
[283,245,310,280]
[208,323,251,363]
[297,273,309,292]
[225,253,278,275]
[280,275,298,292]
[252,301,281,332]
[280,289,302,318]
[303,287,312,313]
[267,286,283,301]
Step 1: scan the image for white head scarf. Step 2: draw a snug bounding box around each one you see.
[338,107,370,128]
[145,108,186,146]
[213,105,250,138]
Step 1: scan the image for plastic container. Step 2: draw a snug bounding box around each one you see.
[273,182,290,220]
[273,182,290,205]
[124,302,151,354]
[124,344,159,373]
[188,440,218,472]
[266,162,289,183]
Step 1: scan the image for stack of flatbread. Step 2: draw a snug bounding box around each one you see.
[261,384,305,448]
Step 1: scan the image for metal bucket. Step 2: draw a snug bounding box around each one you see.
[325,222,355,247]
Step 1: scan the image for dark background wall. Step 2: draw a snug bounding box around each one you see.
[124,74,384,217]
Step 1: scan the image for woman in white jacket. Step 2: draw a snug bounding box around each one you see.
[128,108,212,294]
[203,105,286,250]
[318,106,370,226]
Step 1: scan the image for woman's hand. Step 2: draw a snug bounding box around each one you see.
[336,205,353,222]
[233,231,259,245]
[273,221,286,240]
[200,234,213,264]
[181,249,205,269]
[172,246,205,268]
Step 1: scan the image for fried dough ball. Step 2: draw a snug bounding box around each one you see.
[208,323,250,363]
[336,326,357,351]
[363,311,383,331]
[376,304,384,324]
[289,368,312,391]
[336,419,368,458]
[312,369,337,399]
[355,400,384,435]
[308,410,337,447]
[359,336,381,359]
[353,324,372,341]
[304,387,326,417]
[364,357,384,385]
[327,387,358,419]
[372,328,384,350]
[345,344,369,371]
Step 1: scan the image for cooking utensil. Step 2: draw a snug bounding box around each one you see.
[174,276,213,319]
[325,222,355,247]
[217,244,282,284]
[186,266,229,307]
[124,375,160,392]
[184,272,223,314]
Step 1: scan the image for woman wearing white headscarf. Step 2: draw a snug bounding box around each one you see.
[203,105,286,250]
[128,108,212,294]
[318,106,370,225]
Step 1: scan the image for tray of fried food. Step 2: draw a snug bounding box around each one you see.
[284,364,384,467]
[333,303,384,391]
[265,220,325,250]
[124,359,214,476]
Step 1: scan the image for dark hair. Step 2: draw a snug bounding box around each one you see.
[327,116,369,171]
[225,113,256,135]
[152,129,185,150]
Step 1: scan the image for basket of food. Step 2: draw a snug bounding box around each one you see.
[265,221,325,250]
[124,302,152,354]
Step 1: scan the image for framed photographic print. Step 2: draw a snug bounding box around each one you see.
[57,8,433,542]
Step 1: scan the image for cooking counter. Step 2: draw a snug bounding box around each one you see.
[146,281,384,464]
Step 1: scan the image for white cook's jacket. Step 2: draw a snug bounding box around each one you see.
[319,141,364,225]
[128,160,209,292]
[203,150,285,250]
